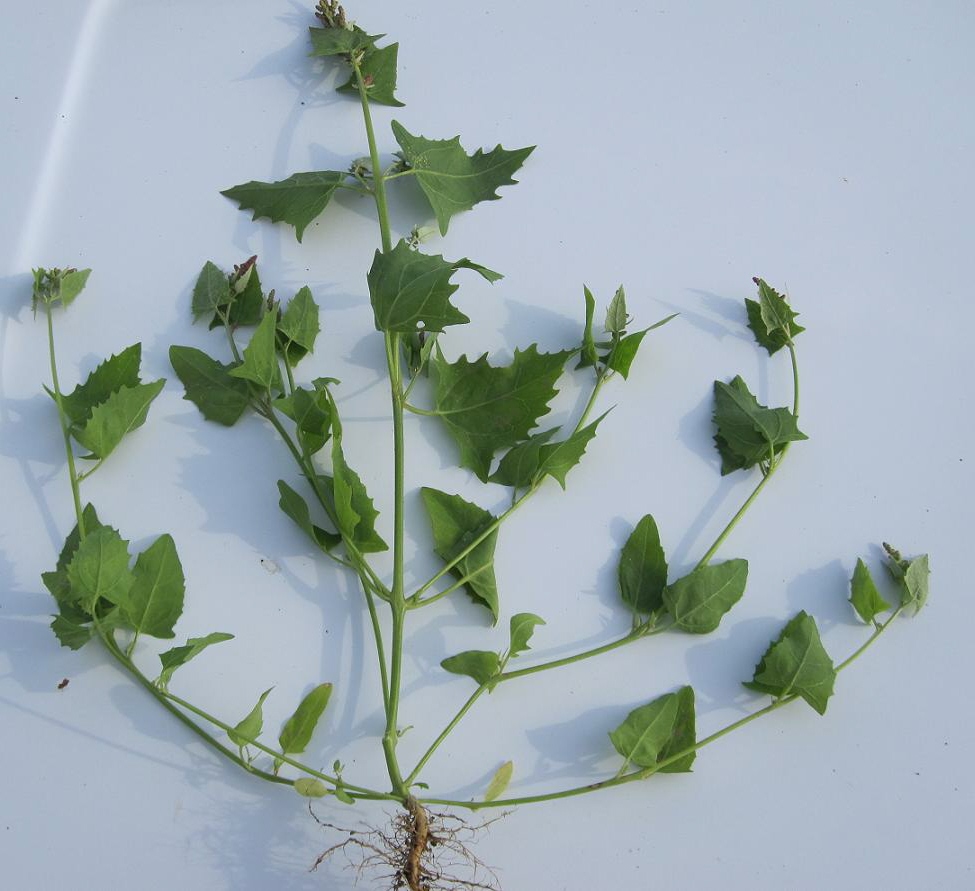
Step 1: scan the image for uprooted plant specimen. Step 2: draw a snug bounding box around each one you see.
[34,3,929,889]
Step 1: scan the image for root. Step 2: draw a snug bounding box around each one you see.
[309,798,505,891]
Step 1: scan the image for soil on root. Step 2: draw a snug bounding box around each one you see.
[310,797,504,891]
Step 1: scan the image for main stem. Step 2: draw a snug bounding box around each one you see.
[354,60,409,799]
[45,302,85,536]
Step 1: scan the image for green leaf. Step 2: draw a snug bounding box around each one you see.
[662,559,748,633]
[279,683,333,755]
[333,787,356,805]
[221,259,265,328]
[169,345,251,426]
[308,25,381,57]
[433,345,571,481]
[330,418,388,553]
[337,43,404,106]
[441,650,501,686]
[745,278,804,355]
[578,286,599,369]
[191,261,231,320]
[228,687,274,748]
[57,344,142,426]
[484,761,513,801]
[72,379,165,460]
[421,488,500,622]
[294,777,329,798]
[221,171,348,242]
[391,121,534,234]
[368,241,470,334]
[277,480,341,552]
[849,558,890,624]
[609,689,680,770]
[58,268,92,307]
[885,546,930,614]
[534,412,607,488]
[619,514,668,617]
[509,613,545,658]
[713,376,807,474]
[604,285,629,335]
[65,526,134,614]
[125,534,185,639]
[489,414,605,490]
[228,311,282,391]
[744,611,836,715]
[488,428,558,488]
[32,267,92,309]
[277,286,320,364]
[157,632,234,691]
[42,504,103,608]
[655,685,697,773]
[50,613,94,650]
[274,385,332,455]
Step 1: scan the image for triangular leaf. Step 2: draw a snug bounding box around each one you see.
[277,286,320,364]
[170,345,251,426]
[744,611,836,715]
[509,613,545,658]
[713,376,807,474]
[50,613,94,650]
[228,311,282,391]
[72,379,165,460]
[391,120,534,234]
[125,534,185,639]
[368,241,469,334]
[421,488,500,621]
[229,687,274,748]
[58,344,142,426]
[191,261,231,320]
[434,346,571,481]
[157,632,234,692]
[662,559,748,633]
[275,386,333,455]
[849,558,890,624]
[656,685,697,773]
[618,514,668,617]
[279,683,333,755]
[534,411,608,488]
[221,171,348,242]
[42,504,104,609]
[441,650,501,686]
[484,761,513,802]
[65,526,134,614]
[488,428,558,488]
[609,689,680,770]
[884,545,930,614]
[337,43,404,106]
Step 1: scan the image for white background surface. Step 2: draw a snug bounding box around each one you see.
[1,2,972,889]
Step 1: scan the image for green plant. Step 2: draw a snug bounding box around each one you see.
[34,4,929,889]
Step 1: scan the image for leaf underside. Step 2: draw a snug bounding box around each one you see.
[662,559,748,633]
